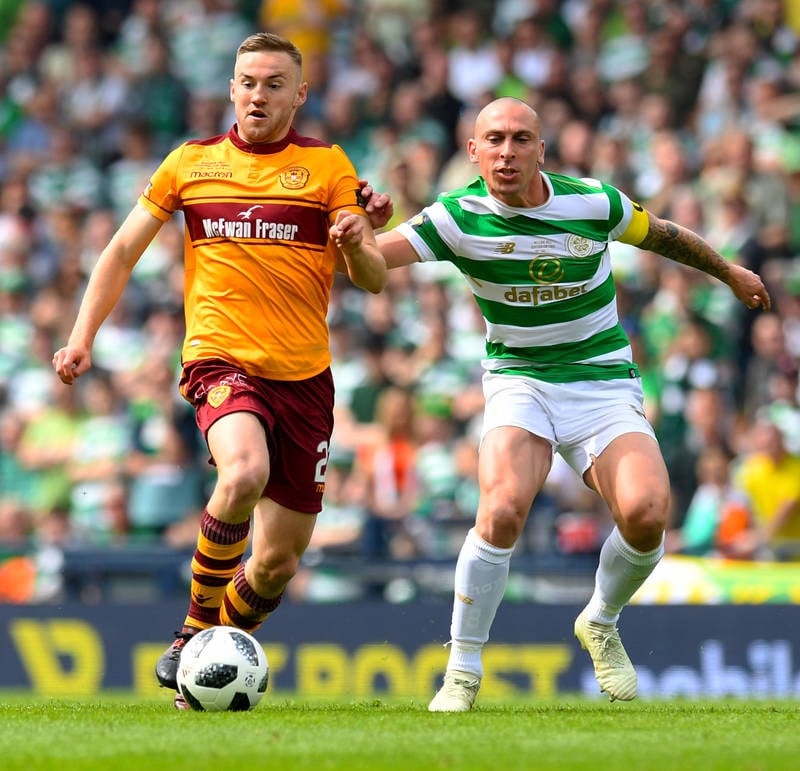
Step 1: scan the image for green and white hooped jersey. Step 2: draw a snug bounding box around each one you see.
[396,172,641,383]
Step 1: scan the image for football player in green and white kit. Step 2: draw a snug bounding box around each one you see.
[373,97,771,711]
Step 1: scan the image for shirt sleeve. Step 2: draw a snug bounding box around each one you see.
[138,144,185,221]
[326,145,364,219]
[615,197,650,246]
[395,206,448,263]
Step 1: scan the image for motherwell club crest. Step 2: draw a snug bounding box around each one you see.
[279,167,309,189]
[207,385,231,407]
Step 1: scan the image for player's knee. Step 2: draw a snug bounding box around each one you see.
[217,460,269,507]
[621,491,669,548]
[477,497,528,547]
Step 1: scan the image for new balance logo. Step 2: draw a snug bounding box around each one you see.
[494,242,516,254]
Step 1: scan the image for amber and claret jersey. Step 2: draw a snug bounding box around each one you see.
[138,125,364,381]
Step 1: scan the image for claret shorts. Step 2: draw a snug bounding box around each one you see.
[180,359,334,514]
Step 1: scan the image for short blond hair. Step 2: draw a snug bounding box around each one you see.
[236,32,302,69]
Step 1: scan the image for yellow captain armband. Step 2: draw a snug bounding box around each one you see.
[617,200,650,246]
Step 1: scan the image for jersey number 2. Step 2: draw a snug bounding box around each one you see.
[314,440,329,483]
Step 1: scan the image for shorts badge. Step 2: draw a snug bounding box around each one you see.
[207,385,231,408]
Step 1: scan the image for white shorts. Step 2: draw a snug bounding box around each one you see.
[481,372,657,477]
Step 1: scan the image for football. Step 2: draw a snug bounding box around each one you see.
[177,626,269,712]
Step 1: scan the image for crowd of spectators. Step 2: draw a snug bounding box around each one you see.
[1,0,800,604]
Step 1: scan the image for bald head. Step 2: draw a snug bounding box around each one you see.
[474,98,542,137]
[468,98,547,207]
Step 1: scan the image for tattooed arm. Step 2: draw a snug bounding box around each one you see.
[636,211,772,311]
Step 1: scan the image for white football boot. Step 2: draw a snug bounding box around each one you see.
[428,670,481,712]
[574,609,637,701]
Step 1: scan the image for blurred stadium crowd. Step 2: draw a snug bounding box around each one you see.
[1,0,800,604]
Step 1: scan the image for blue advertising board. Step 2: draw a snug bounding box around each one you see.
[2,601,799,699]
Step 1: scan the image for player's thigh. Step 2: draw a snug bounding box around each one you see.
[585,431,670,526]
[207,411,270,478]
[477,426,553,528]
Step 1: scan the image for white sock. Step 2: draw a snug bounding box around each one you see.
[585,526,664,625]
[446,527,514,678]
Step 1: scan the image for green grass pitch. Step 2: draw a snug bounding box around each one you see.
[1,693,797,770]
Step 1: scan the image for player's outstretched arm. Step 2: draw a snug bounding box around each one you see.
[355,180,420,269]
[329,210,388,293]
[375,229,422,269]
[53,205,163,384]
[358,180,394,231]
[637,210,771,311]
